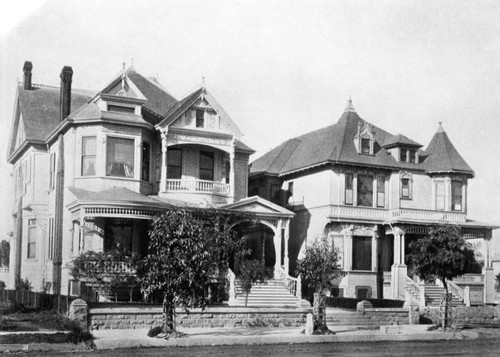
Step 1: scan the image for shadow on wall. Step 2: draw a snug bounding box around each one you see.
[288,205,311,276]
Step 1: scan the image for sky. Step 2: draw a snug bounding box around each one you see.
[1,0,500,247]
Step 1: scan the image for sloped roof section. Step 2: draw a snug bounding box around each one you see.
[159,87,204,127]
[423,124,474,176]
[127,70,177,119]
[251,109,400,176]
[382,134,422,148]
[9,84,93,157]
[68,186,168,207]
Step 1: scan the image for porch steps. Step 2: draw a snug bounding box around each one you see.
[232,279,310,308]
[424,285,464,307]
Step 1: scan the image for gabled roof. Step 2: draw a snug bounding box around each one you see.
[8,84,94,160]
[156,86,243,137]
[422,123,474,176]
[222,195,294,218]
[251,107,400,176]
[382,134,422,148]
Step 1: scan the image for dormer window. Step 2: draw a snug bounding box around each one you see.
[400,149,407,162]
[409,150,416,163]
[196,109,204,128]
[361,138,371,154]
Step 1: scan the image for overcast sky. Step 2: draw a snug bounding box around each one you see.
[1,0,499,245]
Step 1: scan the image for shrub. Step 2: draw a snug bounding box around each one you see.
[15,277,32,291]
[148,326,163,337]
[0,280,6,289]
[325,297,404,309]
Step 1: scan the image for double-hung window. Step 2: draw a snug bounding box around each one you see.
[452,181,463,211]
[357,175,373,207]
[377,177,385,207]
[435,181,446,210]
[196,109,204,128]
[81,136,96,176]
[345,173,354,205]
[27,219,36,259]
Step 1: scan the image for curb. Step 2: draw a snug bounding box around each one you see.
[93,330,481,350]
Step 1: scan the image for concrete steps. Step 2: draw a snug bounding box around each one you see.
[232,279,310,308]
[424,285,464,307]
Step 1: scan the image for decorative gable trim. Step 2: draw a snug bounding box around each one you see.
[354,122,375,155]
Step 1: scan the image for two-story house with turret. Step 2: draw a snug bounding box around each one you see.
[250,100,498,306]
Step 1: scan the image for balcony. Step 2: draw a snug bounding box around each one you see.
[166,179,230,196]
[328,205,467,224]
[389,208,466,224]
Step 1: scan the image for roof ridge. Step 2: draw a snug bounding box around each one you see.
[130,70,178,101]
[20,82,97,95]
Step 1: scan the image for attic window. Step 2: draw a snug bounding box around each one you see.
[400,149,407,162]
[409,150,416,163]
[108,104,135,114]
[196,109,204,128]
[361,138,371,154]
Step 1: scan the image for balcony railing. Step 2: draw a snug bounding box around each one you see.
[328,205,466,224]
[166,179,230,196]
[389,208,466,223]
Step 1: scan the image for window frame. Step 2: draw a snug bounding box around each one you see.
[196,109,205,128]
[400,172,412,199]
[352,236,372,271]
[357,174,373,207]
[199,150,214,181]
[141,141,151,182]
[435,180,446,210]
[27,218,37,260]
[81,136,97,177]
[451,180,463,211]
[377,176,385,208]
[167,148,182,180]
[400,148,408,162]
[106,136,136,178]
[345,173,354,205]
[360,138,371,154]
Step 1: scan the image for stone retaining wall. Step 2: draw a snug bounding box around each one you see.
[420,306,500,325]
[89,306,312,330]
[361,308,410,325]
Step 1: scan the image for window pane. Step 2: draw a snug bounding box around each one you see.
[196,110,204,128]
[82,137,96,176]
[357,175,373,207]
[401,178,410,198]
[332,235,344,269]
[27,226,36,259]
[106,137,135,177]
[436,181,445,210]
[409,150,416,163]
[167,149,182,179]
[108,105,135,114]
[400,149,407,162]
[361,138,370,154]
[352,236,372,270]
[199,151,214,181]
[142,142,150,181]
[345,174,353,205]
[452,181,462,211]
[377,177,385,207]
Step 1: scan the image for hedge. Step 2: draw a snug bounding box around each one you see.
[325,297,405,309]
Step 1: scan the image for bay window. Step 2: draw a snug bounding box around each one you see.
[106,137,135,178]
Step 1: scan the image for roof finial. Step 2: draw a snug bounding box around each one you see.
[122,62,126,70]
[130,58,134,67]
[345,96,356,112]
[202,76,206,91]
[437,121,444,133]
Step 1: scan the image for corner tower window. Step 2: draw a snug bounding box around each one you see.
[141,142,150,181]
[81,136,96,176]
[435,181,445,210]
[452,181,463,211]
[106,137,135,178]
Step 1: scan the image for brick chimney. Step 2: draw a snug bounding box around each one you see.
[23,61,33,90]
[59,66,73,121]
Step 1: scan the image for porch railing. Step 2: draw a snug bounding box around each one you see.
[329,206,387,220]
[81,259,136,276]
[277,267,302,307]
[404,276,422,305]
[166,179,230,195]
[446,279,470,306]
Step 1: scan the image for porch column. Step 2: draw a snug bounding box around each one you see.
[160,128,168,193]
[371,232,378,272]
[345,233,353,271]
[284,219,290,275]
[391,227,407,300]
[483,236,495,304]
[229,141,236,200]
[273,221,282,278]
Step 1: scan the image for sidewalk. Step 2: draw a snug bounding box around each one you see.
[92,324,482,350]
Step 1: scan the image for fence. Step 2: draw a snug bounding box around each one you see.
[0,289,74,313]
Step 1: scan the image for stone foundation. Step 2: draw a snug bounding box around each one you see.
[420,306,500,325]
[89,306,312,330]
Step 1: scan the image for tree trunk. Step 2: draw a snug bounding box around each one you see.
[163,295,176,333]
[442,279,449,329]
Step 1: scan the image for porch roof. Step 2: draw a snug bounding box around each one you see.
[222,196,295,219]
